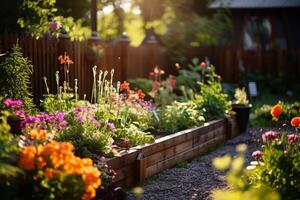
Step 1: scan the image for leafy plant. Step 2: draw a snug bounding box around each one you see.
[212,144,280,200]
[158,101,205,133]
[116,124,155,147]
[195,79,231,120]
[234,88,249,105]
[246,123,300,199]
[129,78,153,94]
[0,42,34,111]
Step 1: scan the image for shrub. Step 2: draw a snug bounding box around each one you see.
[0,42,34,111]
[247,108,300,199]
[195,79,231,120]
[158,101,205,133]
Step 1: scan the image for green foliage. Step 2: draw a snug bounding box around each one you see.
[41,93,76,112]
[18,0,90,41]
[57,111,115,158]
[246,133,300,199]
[116,124,155,147]
[18,0,57,39]
[0,112,23,198]
[0,42,34,111]
[158,101,205,133]
[212,144,280,200]
[174,160,188,168]
[251,102,299,127]
[176,57,203,91]
[0,112,22,178]
[129,78,153,94]
[195,79,231,120]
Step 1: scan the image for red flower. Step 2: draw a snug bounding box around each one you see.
[200,62,206,68]
[120,81,130,92]
[291,117,300,127]
[58,53,74,65]
[271,104,282,117]
[137,89,145,99]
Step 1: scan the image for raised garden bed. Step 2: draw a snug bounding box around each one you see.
[107,117,238,188]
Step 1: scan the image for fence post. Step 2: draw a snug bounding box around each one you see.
[119,33,130,81]
[145,33,159,76]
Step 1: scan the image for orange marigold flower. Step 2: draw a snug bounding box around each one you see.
[200,62,206,68]
[137,89,145,99]
[271,104,282,117]
[29,129,49,140]
[82,186,96,200]
[82,167,101,187]
[37,156,46,169]
[18,146,37,170]
[291,117,300,127]
[120,81,130,92]
[45,168,55,179]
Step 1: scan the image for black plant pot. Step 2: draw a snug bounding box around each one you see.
[7,117,22,135]
[232,104,251,133]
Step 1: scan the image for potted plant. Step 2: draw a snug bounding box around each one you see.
[232,87,251,133]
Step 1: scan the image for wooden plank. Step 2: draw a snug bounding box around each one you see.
[145,135,225,177]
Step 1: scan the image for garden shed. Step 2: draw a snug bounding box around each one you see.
[208,0,300,80]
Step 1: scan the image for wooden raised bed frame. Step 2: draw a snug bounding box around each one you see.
[107,117,238,187]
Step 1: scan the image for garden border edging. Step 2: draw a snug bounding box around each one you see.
[107,116,238,187]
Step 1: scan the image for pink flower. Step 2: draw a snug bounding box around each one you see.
[262,131,276,142]
[16,110,25,117]
[4,98,23,109]
[75,116,85,123]
[107,123,116,132]
[49,21,61,32]
[252,150,262,160]
[91,118,101,127]
[287,134,299,144]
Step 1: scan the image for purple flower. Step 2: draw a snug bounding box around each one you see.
[45,116,55,123]
[288,134,299,144]
[107,123,116,132]
[56,112,65,121]
[49,21,61,32]
[74,107,83,113]
[4,98,23,109]
[262,131,276,142]
[252,150,262,160]
[21,116,41,128]
[91,118,101,127]
[16,110,25,117]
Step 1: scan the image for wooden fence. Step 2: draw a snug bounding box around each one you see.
[0,33,299,104]
[0,33,167,104]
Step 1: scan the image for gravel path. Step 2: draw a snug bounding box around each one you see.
[128,129,261,200]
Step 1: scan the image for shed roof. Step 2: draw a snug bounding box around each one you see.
[209,0,300,9]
